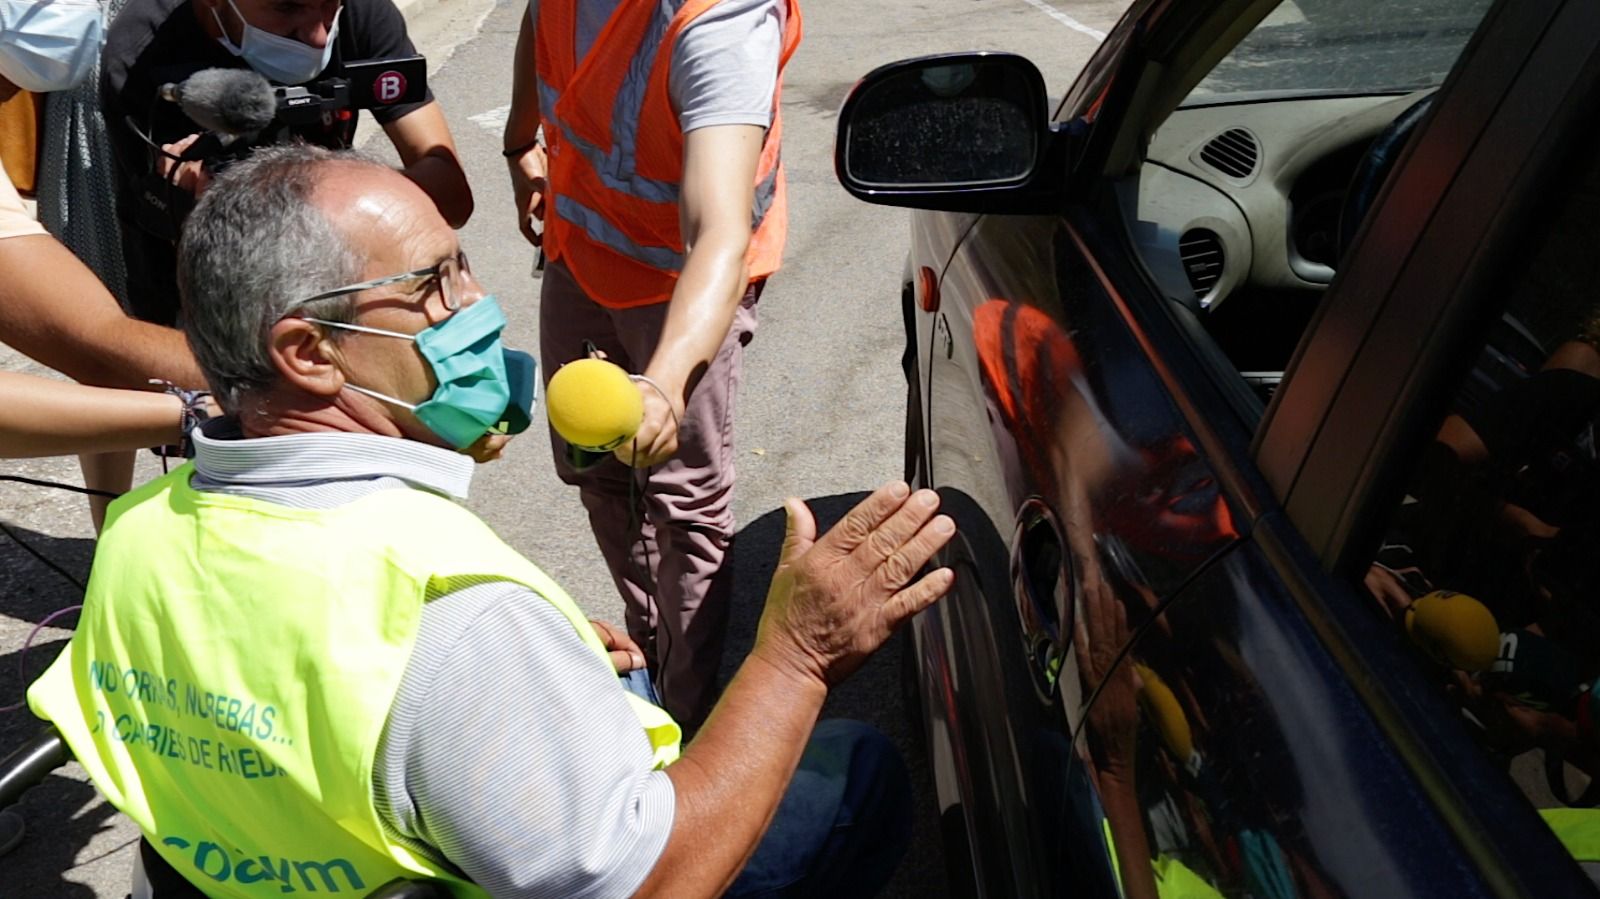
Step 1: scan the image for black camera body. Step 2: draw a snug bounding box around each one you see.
[272,55,428,128]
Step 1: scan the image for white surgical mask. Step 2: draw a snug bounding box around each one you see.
[0,0,105,92]
[212,0,338,86]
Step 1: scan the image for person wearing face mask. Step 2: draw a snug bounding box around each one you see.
[100,0,471,328]
[23,144,951,898]
[0,0,102,94]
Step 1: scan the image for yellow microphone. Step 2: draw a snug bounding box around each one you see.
[546,357,644,452]
[1134,663,1195,764]
[1404,589,1500,673]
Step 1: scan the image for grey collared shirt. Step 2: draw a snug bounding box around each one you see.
[188,421,675,898]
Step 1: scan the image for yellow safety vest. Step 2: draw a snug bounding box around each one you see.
[1102,819,1226,899]
[1542,808,1600,863]
[29,464,681,897]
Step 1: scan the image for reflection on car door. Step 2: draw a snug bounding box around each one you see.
[924,207,1244,895]
[1094,1,1600,897]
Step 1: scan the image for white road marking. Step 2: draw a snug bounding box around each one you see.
[470,104,511,132]
[1017,0,1106,41]
[1262,0,1307,25]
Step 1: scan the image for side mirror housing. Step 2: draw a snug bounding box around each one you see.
[834,52,1074,214]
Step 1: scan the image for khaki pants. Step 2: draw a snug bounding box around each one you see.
[540,259,760,730]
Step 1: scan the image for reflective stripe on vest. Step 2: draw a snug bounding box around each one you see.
[28,465,680,897]
[536,0,802,307]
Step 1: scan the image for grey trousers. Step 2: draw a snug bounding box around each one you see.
[540,259,760,729]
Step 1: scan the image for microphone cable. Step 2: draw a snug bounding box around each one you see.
[623,375,681,711]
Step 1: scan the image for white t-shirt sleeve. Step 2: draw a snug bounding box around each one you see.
[375,583,675,899]
[669,0,782,133]
[0,167,44,240]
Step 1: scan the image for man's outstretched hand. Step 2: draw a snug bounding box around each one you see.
[753,482,956,689]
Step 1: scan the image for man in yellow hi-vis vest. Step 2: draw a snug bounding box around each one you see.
[27,145,955,898]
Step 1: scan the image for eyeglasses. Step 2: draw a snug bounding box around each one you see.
[287,250,473,314]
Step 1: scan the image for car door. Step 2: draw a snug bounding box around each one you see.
[913,3,1272,891]
[1081,0,1600,896]
[922,203,1247,896]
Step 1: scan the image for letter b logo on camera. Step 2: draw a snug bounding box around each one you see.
[373,71,407,104]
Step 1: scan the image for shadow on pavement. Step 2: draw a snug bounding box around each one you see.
[726,492,953,899]
[0,522,92,624]
[0,523,108,895]
[0,639,118,898]
[0,771,123,899]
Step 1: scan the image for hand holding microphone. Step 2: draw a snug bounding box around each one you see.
[546,352,682,470]
[618,376,684,468]
[154,68,277,196]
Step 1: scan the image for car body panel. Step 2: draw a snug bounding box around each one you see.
[1080,525,1582,899]
[861,0,1600,894]
[914,208,1246,895]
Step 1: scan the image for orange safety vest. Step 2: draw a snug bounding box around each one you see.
[535,0,802,308]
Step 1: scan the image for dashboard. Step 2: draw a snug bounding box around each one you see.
[1125,91,1433,313]
[1113,91,1435,386]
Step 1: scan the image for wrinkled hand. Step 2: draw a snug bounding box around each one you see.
[614,381,683,468]
[461,432,511,463]
[158,133,213,197]
[753,482,956,689]
[1077,576,1139,776]
[590,619,646,672]
[507,143,548,247]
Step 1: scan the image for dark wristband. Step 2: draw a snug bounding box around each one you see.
[503,137,541,159]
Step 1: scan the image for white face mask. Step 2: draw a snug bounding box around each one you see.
[0,0,105,93]
[212,0,338,86]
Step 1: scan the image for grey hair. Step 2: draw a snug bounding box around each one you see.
[177,143,383,411]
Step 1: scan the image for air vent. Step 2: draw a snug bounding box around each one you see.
[1199,128,1259,180]
[1179,229,1224,302]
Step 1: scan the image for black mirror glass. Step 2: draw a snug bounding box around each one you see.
[844,59,1041,188]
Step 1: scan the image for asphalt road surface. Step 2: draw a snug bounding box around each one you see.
[0,0,1123,893]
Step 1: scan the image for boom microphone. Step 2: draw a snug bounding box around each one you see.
[159,68,276,141]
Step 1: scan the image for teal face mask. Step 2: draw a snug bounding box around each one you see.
[305,296,537,450]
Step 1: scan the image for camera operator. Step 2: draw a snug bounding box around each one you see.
[101,0,472,325]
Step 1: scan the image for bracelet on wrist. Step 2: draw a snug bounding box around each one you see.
[503,125,545,159]
[150,380,214,459]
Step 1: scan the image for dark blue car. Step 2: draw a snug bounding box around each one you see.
[836,0,1600,895]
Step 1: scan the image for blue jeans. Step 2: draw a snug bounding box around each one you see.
[620,670,914,897]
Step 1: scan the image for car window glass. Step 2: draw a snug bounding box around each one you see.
[1186,0,1493,107]
[1125,0,1495,416]
[1361,146,1600,879]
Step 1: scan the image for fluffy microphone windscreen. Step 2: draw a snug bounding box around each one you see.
[546,358,643,452]
[1405,590,1500,672]
[179,68,277,137]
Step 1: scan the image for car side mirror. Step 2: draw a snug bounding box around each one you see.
[835,52,1071,213]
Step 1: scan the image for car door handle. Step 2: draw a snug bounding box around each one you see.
[1011,498,1072,701]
